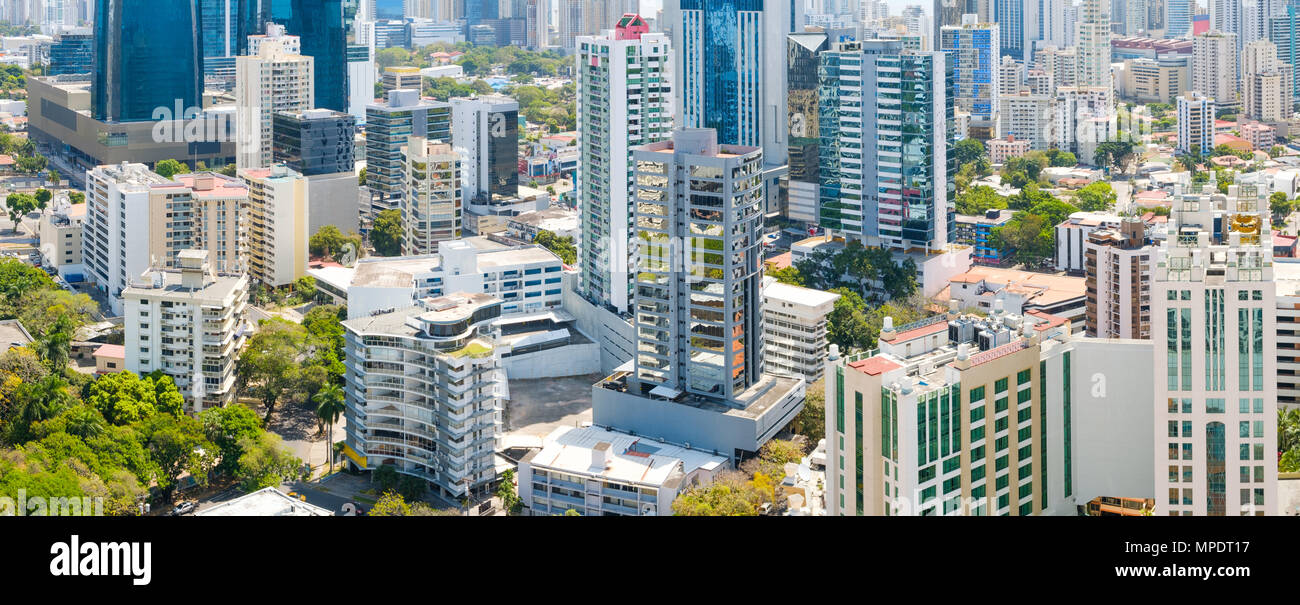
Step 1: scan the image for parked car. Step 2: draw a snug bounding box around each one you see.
[169,501,197,516]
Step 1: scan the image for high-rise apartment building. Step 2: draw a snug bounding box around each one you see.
[1077,0,1113,94]
[942,19,1001,141]
[1177,91,1216,154]
[761,277,840,382]
[1242,41,1295,121]
[93,0,203,122]
[1035,45,1078,91]
[998,54,1026,96]
[575,14,672,313]
[1193,30,1240,110]
[999,91,1056,151]
[1268,8,1300,103]
[1084,219,1153,339]
[1152,185,1277,516]
[341,292,505,500]
[450,94,520,203]
[123,250,250,412]
[236,28,315,170]
[347,44,377,122]
[366,89,452,215]
[400,136,462,255]
[238,165,310,288]
[818,39,954,251]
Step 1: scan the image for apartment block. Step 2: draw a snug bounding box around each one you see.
[450,94,520,203]
[941,20,1001,140]
[999,91,1056,151]
[1177,91,1216,155]
[238,165,310,288]
[236,28,315,170]
[38,201,85,281]
[401,136,462,255]
[761,277,840,383]
[341,292,506,500]
[575,14,673,313]
[1192,31,1240,110]
[366,89,452,216]
[122,250,249,412]
[1084,218,1153,339]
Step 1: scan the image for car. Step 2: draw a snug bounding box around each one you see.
[169,501,197,516]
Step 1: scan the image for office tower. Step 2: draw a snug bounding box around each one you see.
[200,0,248,83]
[1152,185,1277,516]
[450,94,519,203]
[786,32,829,226]
[1167,0,1192,36]
[47,32,91,76]
[273,109,357,176]
[1242,39,1295,122]
[123,250,250,412]
[1193,31,1240,110]
[401,136,462,254]
[992,0,1033,61]
[341,292,505,500]
[1211,0,1243,39]
[382,66,423,93]
[261,0,349,112]
[238,165,310,287]
[83,165,249,315]
[672,0,798,167]
[1268,7,1300,103]
[366,89,452,213]
[819,39,954,251]
[1077,0,1113,93]
[761,277,840,382]
[1177,92,1215,154]
[575,14,672,313]
[93,0,203,122]
[1084,218,1152,339]
[236,28,315,170]
[1000,92,1055,150]
[824,305,1155,516]
[373,0,405,19]
[942,19,1002,141]
[526,0,549,48]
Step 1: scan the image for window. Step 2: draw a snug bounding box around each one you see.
[1017,369,1031,385]
[995,378,1008,393]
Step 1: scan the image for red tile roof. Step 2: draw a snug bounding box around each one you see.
[849,356,902,376]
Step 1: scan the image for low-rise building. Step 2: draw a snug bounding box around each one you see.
[954,209,1015,265]
[517,425,728,516]
[37,200,85,281]
[505,207,579,242]
[986,135,1031,165]
[122,250,250,412]
[341,292,506,501]
[1241,121,1276,151]
[944,266,1087,329]
[195,487,333,516]
[761,277,840,382]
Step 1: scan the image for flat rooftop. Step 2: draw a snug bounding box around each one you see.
[0,319,32,349]
[350,256,441,288]
[525,425,726,488]
[196,487,332,516]
[762,279,841,308]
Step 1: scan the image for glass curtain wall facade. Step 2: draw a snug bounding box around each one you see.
[94,0,204,122]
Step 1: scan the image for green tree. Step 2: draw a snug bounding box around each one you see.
[234,431,302,491]
[68,191,84,205]
[313,384,345,474]
[83,371,183,425]
[790,376,825,443]
[1047,150,1078,167]
[768,265,805,286]
[153,159,186,180]
[1270,192,1292,219]
[496,468,522,514]
[309,225,350,260]
[200,403,264,476]
[826,288,872,352]
[33,312,75,371]
[954,185,1008,215]
[5,192,36,229]
[358,166,367,186]
[369,491,412,516]
[370,209,403,256]
[991,213,1053,265]
[139,412,216,502]
[239,319,313,423]
[533,229,576,264]
[952,138,986,167]
[1074,182,1117,212]
[672,471,767,516]
[12,374,73,442]
[33,188,51,210]
[373,464,400,494]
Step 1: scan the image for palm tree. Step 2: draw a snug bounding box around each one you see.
[18,374,73,432]
[313,384,346,474]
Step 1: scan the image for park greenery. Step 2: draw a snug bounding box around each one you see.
[236,311,345,425]
[310,225,365,262]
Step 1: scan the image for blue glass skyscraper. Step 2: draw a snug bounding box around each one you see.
[49,33,93,76]
[94,0,204,122]
[262,0,349,112]
[374,0,404,20]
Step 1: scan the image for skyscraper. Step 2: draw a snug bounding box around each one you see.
[1166,0,1193,36]
[1076,0,1113,93]
[575,14,673,312]
[93,0,204,123]
[236,26,315,170]
[401,136,462,254]
[260,0,349,112]
[786,32,829,225]
[670,0,798,167]
[450,95,520,203]
[1152,184,1277,516]
[818,39,954,252]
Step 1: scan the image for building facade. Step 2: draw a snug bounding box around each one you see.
[235,30,315,170]
[401,136,462,255]
[450,94,520,203]
[1084,219,1153,339]
[239,165,310,288]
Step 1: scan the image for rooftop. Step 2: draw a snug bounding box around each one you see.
[946,266,1086,307]
[761,279,841,308]
[195,487,332,516]
[0,319,33,350]
[525,425,726,489]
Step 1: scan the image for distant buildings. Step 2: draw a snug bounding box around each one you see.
[123,250,249,412]
[941,19,1001,140]
[986,135,1032,164]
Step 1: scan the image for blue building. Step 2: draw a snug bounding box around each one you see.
[993,0,1025,60]
[941,22,1000,140]
[1269,7,1300,104]
[1166,0,1192,37]
[257,0,349,112]
[955,210,1014,264]
[94,0,204,122]
[48,33,93,76]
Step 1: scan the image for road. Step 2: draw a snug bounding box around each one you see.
[1111,180,1133,214]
